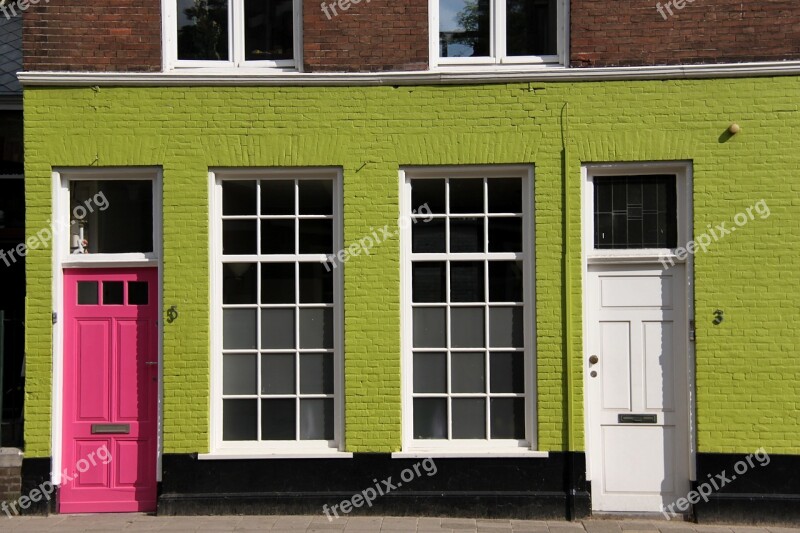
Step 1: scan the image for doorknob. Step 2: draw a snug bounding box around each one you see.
[588,355,599,365]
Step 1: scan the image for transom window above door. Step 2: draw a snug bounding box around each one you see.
[593,175,678,250]
[435,0,563,67]
[169,0,300,69]
[401,167,537,453]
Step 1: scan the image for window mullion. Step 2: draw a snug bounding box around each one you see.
[494,0,506,62]
[232,0,243,66]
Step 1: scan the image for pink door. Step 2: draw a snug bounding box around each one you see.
[61,268,158,513]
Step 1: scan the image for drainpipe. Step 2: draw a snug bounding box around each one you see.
[561,103,576,520]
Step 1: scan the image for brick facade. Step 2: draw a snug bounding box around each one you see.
[22,0,161,72]
[20,0,800,72]
[569,0,800,67]
[302,0,428,72]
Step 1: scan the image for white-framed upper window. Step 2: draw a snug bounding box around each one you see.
[210,168,344,454]
[583,163,690,262]
[400,166,537,453]
[54,169,162,265]
[165,0,301,70]
[432,0,565,68]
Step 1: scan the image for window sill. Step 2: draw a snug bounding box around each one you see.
[586,250,684,264]
[198,450,353,460]
[392,450,549,459]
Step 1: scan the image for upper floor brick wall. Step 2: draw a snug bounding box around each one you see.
[303,0,428,72]
[23,1,162,72]
[570,0,800,66]
[20,0,800,72]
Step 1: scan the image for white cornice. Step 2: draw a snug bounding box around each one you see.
[17,61,800,87]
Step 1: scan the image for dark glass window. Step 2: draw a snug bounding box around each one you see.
[69,180,154,255]
[506,0,557,56]
[594,176,677,249]
[176,0,230,61]
[245,0,294,61]
[439,0,491,58]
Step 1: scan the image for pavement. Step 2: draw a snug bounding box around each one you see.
[1,515,798,533]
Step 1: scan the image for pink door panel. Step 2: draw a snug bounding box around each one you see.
[61,268,158,513]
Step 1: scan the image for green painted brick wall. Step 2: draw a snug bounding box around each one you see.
[23,77,800,458]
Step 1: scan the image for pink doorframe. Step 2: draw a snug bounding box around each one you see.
[60,267,159,513]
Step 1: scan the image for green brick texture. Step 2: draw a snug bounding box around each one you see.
[23,77,800,458]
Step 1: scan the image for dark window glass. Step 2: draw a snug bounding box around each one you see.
[298,180,332,215]
[450,261,484,302]
[490,398,525,439]
[488,178,522,213]
[261,180,294,215]
[411,179,446,214]
[413,353,447,393]
[128,282,149,305]
[102,282,124,305]
[223,263,257,304]
[506,0,557,56]
[244,0,294,61]
[452,398,486,439]
[594,176,677,249]
[261,263,295,303]
[0,178,24,229]
[450,217,483,253]
[223,354,257,395]
[299,220,333,254]
[300,399,334,440]
[299,262,333,303]
[439,0,490,57]
[488,218,522,252]
[412,262,446,303]
[449,179,483,213]
[490,352,524,393]
[224,220,257,255]
[414,398,448,439]
[77,281,99,305]
[300,354,334,394]
[412,219,446,253]
[261,219,294,254]
[222,181,256,215]
[261,399,296,440]
[69,180,153,254]
[489,261,523,302]
[223,399,257,441]
[177,0,229,61]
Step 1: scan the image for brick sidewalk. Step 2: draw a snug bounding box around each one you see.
[1,515,797,533]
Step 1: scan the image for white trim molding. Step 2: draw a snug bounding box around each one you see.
[17,61,800,87]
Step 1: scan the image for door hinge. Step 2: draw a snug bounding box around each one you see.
[52,312,58,325]
[689,320,695,342]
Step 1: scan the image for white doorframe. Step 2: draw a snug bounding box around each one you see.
[580,162,696,508]
[50,168,163,484]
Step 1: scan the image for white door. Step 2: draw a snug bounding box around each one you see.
[586,263,690,513]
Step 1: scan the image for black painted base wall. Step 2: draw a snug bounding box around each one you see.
[19,457,56,516]
[159,452,590,520]
[693,452,800,525]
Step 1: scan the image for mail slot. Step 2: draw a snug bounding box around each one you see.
[618,414,657,424]
[91,423,131,434]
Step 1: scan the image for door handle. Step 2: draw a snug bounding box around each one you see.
[588,355,599,365]
[145,361,158,366]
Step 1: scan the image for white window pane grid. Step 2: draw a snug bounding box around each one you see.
[221,178,335,443]
[410,176,526,442]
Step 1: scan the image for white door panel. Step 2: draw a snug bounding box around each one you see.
[587,264,690,513]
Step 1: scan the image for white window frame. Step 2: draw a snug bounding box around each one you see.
[398,165,543,457]
[429,0,567,70]
[162,0,303,71]
[584,164,690,264]
[54,168,162,267]
[206,167,349,458]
